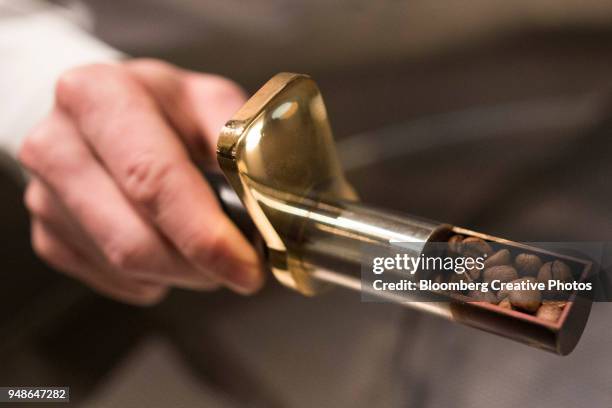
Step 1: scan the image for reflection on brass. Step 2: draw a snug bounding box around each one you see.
[218,73,358,294]
[217,73,591,355]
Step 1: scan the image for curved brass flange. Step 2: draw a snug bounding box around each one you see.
[217,73,357,295]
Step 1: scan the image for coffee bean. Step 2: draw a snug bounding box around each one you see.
[483,265,518,284]
[461,237,493,258]
[500,278,541,313]
[449,272,471,291]
[554,261,573,282]
[544,300,568,309]
[536,303,563,322]
[498,297,512,310]
[448,235,464,254]
[444,236,576,322]
[484,249,511,268]
[468,290,498,304]
[467,267,482,281]
[497,277,533,299]
[537,260,573,282]
[515,253,542,276]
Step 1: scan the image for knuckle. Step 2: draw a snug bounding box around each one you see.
[23,183,47,217]
[20,130,86,179]
[203,76,247,102]
[187,74,246,108]
[103,238,152,273]
[55,63,131,112]
[124,154,177,213]
[103,239,143,271]
[31,226,59,264]
[56,64,101,105]
[18,139,37,171]
[19,113,89,178]
[18,125,53,171]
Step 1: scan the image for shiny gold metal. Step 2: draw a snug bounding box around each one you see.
[218,73,358,294]
[217,73,591,355]
[218,73,450,296]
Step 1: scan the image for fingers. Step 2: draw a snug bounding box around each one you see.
[53,64,262,293]
[30,218,168,306]
[19,61,262,301]
[25,178,99,259]
[25,177,220,292]
[20,108,221,291]
[124,59,247,160]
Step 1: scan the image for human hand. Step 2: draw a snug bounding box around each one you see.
[19,59,263,305]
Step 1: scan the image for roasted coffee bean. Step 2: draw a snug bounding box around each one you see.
[500,278,541,313]
[544,300,568,309]
[467,267,482,281]
[497,277,534,299]
[483,265,518,284]
[461,237,493,258]
[484,249,511,268]
[444,236,575,320]
[509,290,542,313]
[537,260,573,283]
[539,260,574,300]
[514,253,543,276]
[450,272,471,288]
[448,235,464,254]
[498,297,512,310]
[468,290,498,304]
[536,303,563,322]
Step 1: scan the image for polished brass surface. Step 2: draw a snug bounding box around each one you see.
[217,72,591,354]
[217,73,450,296]
[218,73,357,294]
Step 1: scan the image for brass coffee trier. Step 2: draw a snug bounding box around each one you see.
[211,73,592,355]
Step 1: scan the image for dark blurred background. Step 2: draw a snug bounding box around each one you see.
[1,1,612,407]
